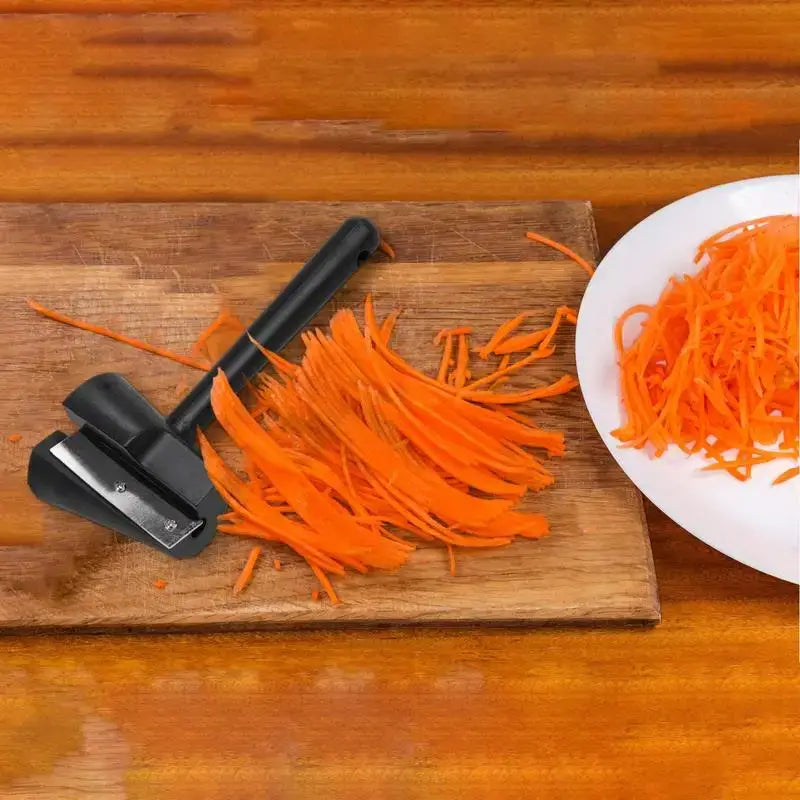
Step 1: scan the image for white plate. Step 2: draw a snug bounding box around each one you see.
[576,175,799,583]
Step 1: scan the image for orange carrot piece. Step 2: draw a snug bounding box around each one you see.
[437,333,453,383]
[435,326,473,344]
[311,590,320,602]
[153,579,167,590]
[464,347,555,391]
[378,239,396,260]
[273,558,282,571]
[526,231,595,277]
[478,311,536,358]
[446,543,456,577]
[27,299,210,371]
[310,563,341,605]
[234,545,262,595]
[7,434,21,443]
[773,466,799,485]
[453,333,470,389]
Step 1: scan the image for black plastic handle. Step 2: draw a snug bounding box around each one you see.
[167,217,380,442]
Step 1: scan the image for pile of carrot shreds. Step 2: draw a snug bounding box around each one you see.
[613,214,799,484]
[27,232,590,603]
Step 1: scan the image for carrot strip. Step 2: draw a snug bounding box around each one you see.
[7,434,21,443]
[27,299,210,370]
[526,231,594,277]
[273,558,282,571]
[453,333,470,389]
[437,333,453,383]
[310,563,341,605]
[435,326,473,344]
[378,239,396,260]
[463,348,555,391]
[233,545,262,595]
[446,543,456,577]
[772,466,799,485]
[478,311,536,358]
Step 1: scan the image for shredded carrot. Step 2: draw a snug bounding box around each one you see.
[153,579,167,590]
[437,333,453,383]
[446,543,456,577]
[526,231,595,278]
[27,299,210,371]
[310,563,341,605]
[613,215,799,480]
[435,326,473,344]
[233,545,262,595]
[7,434,21,443]
[378,239,396,260]
[311,589,320,601]
[273,558,282,571]
[453,333,470,389]
[773,466,799,485]
[478,311,536,358]
[194,295,581,603]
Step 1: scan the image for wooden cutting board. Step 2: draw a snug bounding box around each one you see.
[0,202,659,630]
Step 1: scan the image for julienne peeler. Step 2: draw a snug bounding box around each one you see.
[27,217,381,558]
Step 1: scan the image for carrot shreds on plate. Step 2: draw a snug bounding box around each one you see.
[199,295,579,602]
[27,299,210,371]
[526,231,595,278]
[233,545,262,595]
[773,466,799,485]
[612,215,799,480]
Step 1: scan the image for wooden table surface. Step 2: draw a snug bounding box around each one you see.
[1,3,798,798]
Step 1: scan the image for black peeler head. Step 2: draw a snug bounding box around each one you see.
[28,373,223,558]
[27,217,381,558]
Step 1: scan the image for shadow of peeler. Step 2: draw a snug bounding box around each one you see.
[27,217,381,558]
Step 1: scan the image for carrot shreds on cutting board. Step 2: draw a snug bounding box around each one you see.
[233,545,262,595]
[153,579,167,590]
[27,299,210,371]
[7,433,21,443]
[526,231,595,278]
[613,215,799,480]
[197,293,580,602]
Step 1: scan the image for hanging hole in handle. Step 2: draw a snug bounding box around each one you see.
[357,250,371,265]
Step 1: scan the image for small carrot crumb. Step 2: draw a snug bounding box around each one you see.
[233,545,262,595]
[311,590,320,602]
[153,579,167,590]
[7,434,22,443]
[273,558,282,571]
[378,239,396,260]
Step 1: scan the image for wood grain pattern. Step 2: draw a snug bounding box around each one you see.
[0,201,658,629]
[0,2,797,797]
